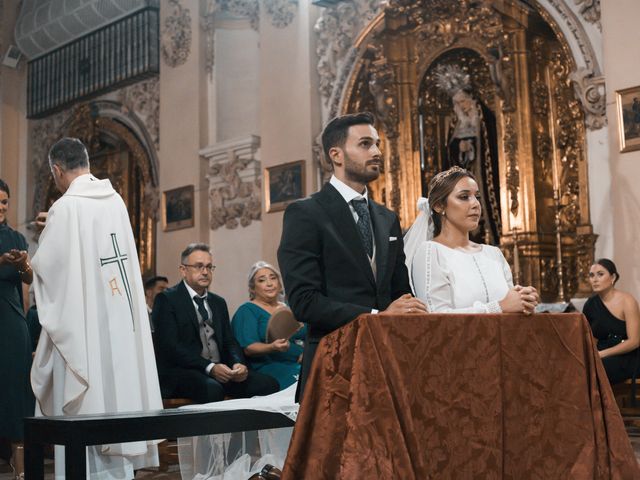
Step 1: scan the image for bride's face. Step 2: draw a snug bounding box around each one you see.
[441,176,481,233]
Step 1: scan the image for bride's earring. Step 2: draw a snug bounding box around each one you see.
[442,211,446,217]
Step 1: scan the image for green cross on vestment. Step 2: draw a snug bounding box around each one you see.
[100,233,135,329]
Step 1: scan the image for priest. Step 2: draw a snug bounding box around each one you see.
[31,137,162,478]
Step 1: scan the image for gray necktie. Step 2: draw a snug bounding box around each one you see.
[351,199,373,258]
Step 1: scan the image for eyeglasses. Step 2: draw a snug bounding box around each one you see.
[182,263,216,272]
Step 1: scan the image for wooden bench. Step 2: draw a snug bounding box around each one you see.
[24,407,295,479]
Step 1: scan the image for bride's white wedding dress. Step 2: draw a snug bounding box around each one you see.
[410,240,513,313]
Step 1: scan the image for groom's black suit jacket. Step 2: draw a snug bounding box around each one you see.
[152,281,244,378]
[277,182,412,399]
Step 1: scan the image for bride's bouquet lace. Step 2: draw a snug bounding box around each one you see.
[403,197,435,290]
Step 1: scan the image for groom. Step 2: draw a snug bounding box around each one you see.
[277,112,427,400]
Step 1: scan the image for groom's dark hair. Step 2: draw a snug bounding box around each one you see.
[321,112,375,168]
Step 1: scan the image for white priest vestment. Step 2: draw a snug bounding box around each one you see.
[31,174,162,479]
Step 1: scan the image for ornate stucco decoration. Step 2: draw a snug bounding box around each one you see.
[535,0,599,72]
[202,0,217,77]
[31,109,71,216]
[263,0,298,28]
[569,67,606,130]
[217,0,298,30]
[200,135,262,230]
[573,0,600,26]
[368,48,402,210]
[162,0,192,68]
[217,0,260,30]
[118,78,160,150]
[315,0,383,108]
[200,0,297,75]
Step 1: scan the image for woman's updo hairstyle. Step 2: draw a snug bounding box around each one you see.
[595,258,620,284]
[427,166,476,236]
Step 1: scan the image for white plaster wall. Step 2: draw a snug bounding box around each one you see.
[586,128,614,260]
[259,2,321,271]
[204,21,261,312]
[211,220,262,315]
[156,0,208,285]
[601,0,640,298]
[0,0,29,235]
[215,24,260,142]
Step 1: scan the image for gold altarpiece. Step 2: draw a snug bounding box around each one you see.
[40,105,158,277]
[340,0,595,301]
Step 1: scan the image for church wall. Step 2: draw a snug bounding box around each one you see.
[601,0,640,298]
[258,2,321,274]
[156,0,209,285]
[0,0,29,235]
[206,21,262,314]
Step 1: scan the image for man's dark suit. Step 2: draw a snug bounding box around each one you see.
[277,182,412,400]
[152,281,278,403]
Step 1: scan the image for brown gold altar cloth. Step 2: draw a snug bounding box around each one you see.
[282,314,640,479]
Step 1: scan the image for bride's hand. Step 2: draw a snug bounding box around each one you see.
[515,285,540,312]
[499,287,536,314]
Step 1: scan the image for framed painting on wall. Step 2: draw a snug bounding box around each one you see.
[265,160,306,212]
[616,85,640,153]
[162,185,194,231]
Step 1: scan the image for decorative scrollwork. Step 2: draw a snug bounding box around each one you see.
[203,136,262,230]
[569,67,606,130]
[315,0,383,106]
[263,0,298,29]
[573,0,600,26]
[504,113,519,216]
[162,0,192,68]
[368,49,401,210]
[118,78,160,151]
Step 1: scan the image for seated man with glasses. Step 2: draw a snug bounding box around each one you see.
[152,243,279,403]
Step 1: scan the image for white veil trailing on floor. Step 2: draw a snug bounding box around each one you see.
[177,384,298,480]
[403,197,435,291]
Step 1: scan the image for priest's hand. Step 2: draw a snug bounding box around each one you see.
[382,293,428,315]
[34,211,48,231]
[210,363,235,383]
[230,363,248,382]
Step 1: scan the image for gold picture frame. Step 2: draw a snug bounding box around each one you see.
[616,85,640,153]
[162,185,194,231]
[265,160,306,213]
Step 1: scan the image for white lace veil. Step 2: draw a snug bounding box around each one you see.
[403,197,435,290]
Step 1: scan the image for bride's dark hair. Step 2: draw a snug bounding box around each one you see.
[428,166,476,236]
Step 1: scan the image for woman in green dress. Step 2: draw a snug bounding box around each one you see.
[232,261,306,390]
[0,179,34,478]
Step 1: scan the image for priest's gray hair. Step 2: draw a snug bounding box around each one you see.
[247,261,284,301]
[181,243,211,264]
[48,137,90,171]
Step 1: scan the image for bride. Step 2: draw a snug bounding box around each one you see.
[404,166,539,313]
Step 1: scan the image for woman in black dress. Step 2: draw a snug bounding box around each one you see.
[584,258,640,385]
[0,179,34,478]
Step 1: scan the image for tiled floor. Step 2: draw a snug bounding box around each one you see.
[1,434,639,479]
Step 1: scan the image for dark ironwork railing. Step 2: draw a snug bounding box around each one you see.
[27,7,159,119]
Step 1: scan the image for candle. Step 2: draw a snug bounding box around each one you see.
[513,231,520,284]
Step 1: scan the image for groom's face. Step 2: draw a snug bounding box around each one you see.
[337,124,382,187]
